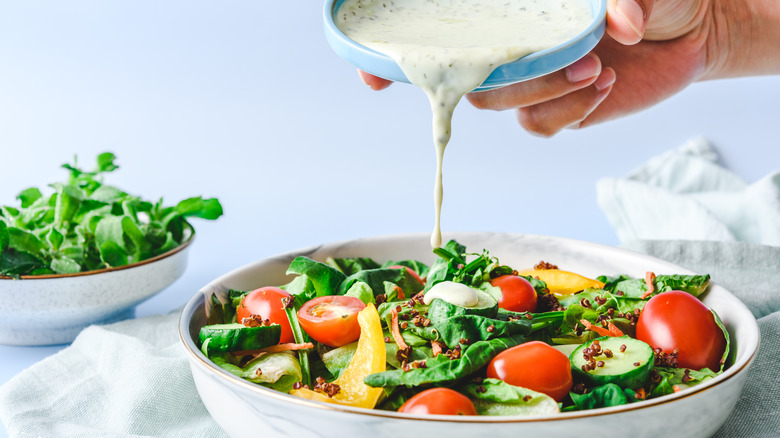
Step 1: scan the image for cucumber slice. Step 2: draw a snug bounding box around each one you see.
[570,336,654,389]
[426,289,498,320]
[199,323,282,353]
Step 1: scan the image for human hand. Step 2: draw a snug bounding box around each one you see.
[466,0,716,136]
[358,0,780,136]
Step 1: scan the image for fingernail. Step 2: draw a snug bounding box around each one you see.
[616,0,645,39]
[594,68,616,92]
[565,53,601,83]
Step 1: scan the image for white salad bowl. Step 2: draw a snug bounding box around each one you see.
[0,228,193,346]
[179,232,759,438]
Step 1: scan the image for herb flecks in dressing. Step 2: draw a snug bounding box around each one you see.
[336,0,592,247]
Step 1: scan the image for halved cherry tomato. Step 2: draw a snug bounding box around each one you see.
[398,388,477,416]
[297,295,366,347]
[490,275,537,313]
[486,341,572,402]
[636,290,726,372]
[236,286,293,343]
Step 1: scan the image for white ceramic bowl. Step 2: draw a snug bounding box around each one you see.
[179,232,759,438]
[0,228,193,346]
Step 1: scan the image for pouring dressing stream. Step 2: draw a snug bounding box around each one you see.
[336,0,593,247]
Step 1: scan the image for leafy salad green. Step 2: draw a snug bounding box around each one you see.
[0,153,223,277]
[198,240,729,416]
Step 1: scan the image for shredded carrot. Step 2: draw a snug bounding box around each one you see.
[390,307,409,351]
[580,319,612,337]
[235,342,314,356]
[431,340,445,357]
[634,388,646,399]
[606,321,625,337]
[641,271,656,299]
[580,319,624,337]
[673,385,682,393]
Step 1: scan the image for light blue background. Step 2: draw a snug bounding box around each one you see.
[1,1,779,435]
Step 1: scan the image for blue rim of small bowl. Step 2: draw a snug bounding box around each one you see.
[323,0,608,91]
[0,225,194,280]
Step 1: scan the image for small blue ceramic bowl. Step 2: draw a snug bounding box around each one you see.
[323,0,607,91]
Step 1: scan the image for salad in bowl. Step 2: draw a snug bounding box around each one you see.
[180,232,758,438]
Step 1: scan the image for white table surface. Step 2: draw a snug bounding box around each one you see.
[1,1,779,436]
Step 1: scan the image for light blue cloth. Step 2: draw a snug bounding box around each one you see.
[597,137,780,245]
[0,313,229,438]
[599,138,780,437]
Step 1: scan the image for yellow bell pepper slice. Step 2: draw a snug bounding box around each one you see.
[289,303,386,409]
[517,268,604,296]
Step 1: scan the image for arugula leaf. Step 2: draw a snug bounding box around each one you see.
[208,351,302,393]
[0,249,45,276]
[326,257,381,275]
[425,240,466,290]
[16,188,42,208]
[598,274,711,299]
[363,334,525,388]
[338,267,424,298]
[284,301,312,387]
[380,259,430,278]
[650,367,718,398]
[569,384,629,410]
[459,378,559,416]
[0,222,8,253]
[0,153,222,276]
[286,256,346,299]
[431,314,532,349]
[176,196,223,220]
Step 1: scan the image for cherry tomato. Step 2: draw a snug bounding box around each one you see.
[489,275,537,313]
[398,388,477,416]
[297,295,366,347]
[636,290,726,372]
[486,341,572,402]
[236,287,294,344]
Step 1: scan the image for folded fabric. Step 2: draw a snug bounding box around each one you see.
[597,137,780,246]
[0,312,228,438]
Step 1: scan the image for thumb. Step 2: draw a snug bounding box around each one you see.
[606,0,654,45]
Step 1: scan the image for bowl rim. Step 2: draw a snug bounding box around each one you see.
[322,0,609,90]
[179,232,760,423]
[0,224,194,280]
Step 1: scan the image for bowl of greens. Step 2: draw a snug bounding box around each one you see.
[180,232,758,438]
[0,153,222,345]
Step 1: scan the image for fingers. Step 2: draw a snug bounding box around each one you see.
[357,69,393,91]
[606,0,655,45]
[467,53,602,111]
[515,67,616,137]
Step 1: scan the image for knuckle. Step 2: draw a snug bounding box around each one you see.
[516,108,560,138]
[465,91,497,110]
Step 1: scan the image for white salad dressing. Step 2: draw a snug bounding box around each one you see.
[423,280,479,307]
[336,0,592,247]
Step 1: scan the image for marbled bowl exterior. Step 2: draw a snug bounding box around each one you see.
[0,234,192,346]
[180,232,760,438]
